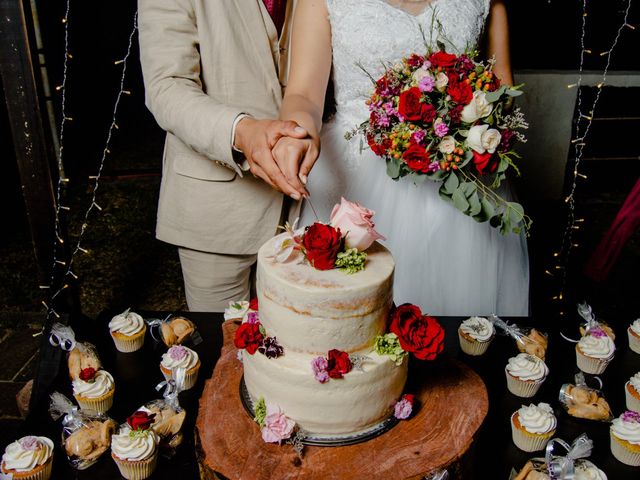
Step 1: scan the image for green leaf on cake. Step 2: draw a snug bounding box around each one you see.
[373,333,407,366]
[254,397,267,427]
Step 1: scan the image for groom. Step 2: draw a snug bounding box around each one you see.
[138,0,311,311]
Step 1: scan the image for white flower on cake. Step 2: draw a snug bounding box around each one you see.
[224,301,250,321]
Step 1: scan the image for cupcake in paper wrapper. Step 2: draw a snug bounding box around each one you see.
[112,451,158,480]
[111,412,159,480]
[1,436,54,480]
[610,411,640,466]
[505,354,548,398]
[510,404,556,452]
[72,369,115,414]
[109,309,147,353]
[458,316,494,356]
[160,346,200,391]
[626,375,640,412]
[628,319,640,354]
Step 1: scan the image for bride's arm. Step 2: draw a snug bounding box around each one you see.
[273,0,333,184]
[486,0,513,87]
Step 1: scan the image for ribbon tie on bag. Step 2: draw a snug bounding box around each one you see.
[489,314,526,342]
[545,434,593,479]
[157,377,182,410]
[146,314,172,343]
[49,323,77,351]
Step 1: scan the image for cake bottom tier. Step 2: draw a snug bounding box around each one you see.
[242,349,408,435]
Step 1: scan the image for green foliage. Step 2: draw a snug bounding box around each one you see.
[373,333,407,366]
[254,397,267,427]
[335,248,367,274]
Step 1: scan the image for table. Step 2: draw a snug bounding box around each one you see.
[17,312,640,479]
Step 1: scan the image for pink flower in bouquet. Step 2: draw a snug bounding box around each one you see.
[418,75,435,93]
[394,394,415,419]
[433,119,449,137]
[411,130,426,145]
[330,197,385,251]
[261,406,296,444]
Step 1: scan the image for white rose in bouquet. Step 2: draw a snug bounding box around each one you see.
[435,72,449,92]
[438,136,456,154]
[466,125,502,154]
[461,90,494,124]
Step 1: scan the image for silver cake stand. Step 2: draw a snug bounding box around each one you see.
[239,376,399,447]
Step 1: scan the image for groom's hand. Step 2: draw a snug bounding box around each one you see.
[234,118,309,200]
[272,136,320,192]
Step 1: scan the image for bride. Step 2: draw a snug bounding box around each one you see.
[275,0,529,316]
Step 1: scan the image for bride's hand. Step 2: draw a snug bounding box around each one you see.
[272,136,320,194]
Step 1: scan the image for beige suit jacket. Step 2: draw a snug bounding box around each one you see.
[138,0,298,254]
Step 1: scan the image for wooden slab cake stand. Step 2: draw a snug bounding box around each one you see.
[196,321,488,480]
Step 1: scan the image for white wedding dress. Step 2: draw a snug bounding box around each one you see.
[301,0,530,316]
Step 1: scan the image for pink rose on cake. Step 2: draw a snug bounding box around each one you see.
[261,405,296,444]
[330,197,385,251]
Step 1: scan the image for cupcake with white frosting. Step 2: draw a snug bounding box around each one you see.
[576,327,615,374]
[505,353,549,398]
[111,412,159,480]
[109,309,146,353]
[628,319,640,354]
[458,316,495,355]
[610,410,640,466]
[160,345,200,390]
[1,436,54,480]
[574,460,608,480]
[511,402,557,452]
[626,372,640,413]
[72,368,115,413]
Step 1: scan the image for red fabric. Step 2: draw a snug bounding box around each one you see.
[262,0,287,36]
[583,177,640,281]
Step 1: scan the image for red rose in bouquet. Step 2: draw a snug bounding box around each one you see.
[367,133,390,157]
[127,411,156,431]
[327,349,352,379]
[447,77,473,105]
[398,87,430,122]
[234,322,264,355]
[389,304,445,361]
[428,51,458,69]
[403,144,431,173]
[79,367,96,382]
[472,151,497,175]
[303,223,343,270]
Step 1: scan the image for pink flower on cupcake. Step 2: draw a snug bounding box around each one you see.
[330,197,385,251]
[261,405,296,444]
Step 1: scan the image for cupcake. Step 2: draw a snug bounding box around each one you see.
[628,319,640,354]
[72,368,115,413]
[1,436,54,480]
[505,353,549,398]
[458,316,495,355]
[610,410,640,466]
[109,309,146,353]
[510,403,556,452]
[575,327,615,374]
[111,412,159,480]
[160,345,200,390]
[626,372,640,413]
[574,460,608,480]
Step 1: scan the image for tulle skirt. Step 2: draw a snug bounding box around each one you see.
[301,114,530,316]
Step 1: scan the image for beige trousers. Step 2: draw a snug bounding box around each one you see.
[178,248,257,312]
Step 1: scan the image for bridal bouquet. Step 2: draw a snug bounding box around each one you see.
[351,49,531,234]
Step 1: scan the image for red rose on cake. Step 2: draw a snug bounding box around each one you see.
[302,222,343,270]
[234,322,264,355]
[390,304,445,360]
[326,349,353,379]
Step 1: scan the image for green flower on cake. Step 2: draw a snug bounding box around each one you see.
[335,248,367,274]
[374,333,408,366]
[254,397,267,428]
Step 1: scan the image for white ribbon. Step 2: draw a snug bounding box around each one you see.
[146,314,172,343]
[156,378,181,410]
[48,323,76,351]
[545,434,593,479]
[49,391,77,421]
[489,314,526,342]
[424,470,448,480]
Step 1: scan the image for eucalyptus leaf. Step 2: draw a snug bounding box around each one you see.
[452,188,470,213]
[410,172,428,184]
[508,202,525,224]
[497,155,509,173]
[439,185,453,203]
[506,88,524,97]
[484,85,507,103]
[460,181,476,197]
[472,196,495,222]
[443,172,459,194]
[459,149,474,168]
[386,157,401,179]
[468,191,481,216]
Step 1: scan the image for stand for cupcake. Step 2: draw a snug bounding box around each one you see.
[196,321,488,480]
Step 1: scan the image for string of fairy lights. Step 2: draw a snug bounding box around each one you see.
[41,2,138,323]
[548,0,635,316]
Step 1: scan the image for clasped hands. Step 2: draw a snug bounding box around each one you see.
[234,117,319,200]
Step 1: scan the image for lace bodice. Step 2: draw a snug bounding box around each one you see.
[326,0,490,125]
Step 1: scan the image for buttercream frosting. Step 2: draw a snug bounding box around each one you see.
[111,426,158,461]
[224,301,250,321]
[109,310,145,335]
[630,318,640,335]
[506,353,549,381]
[578,332,615,359]
[611,412,640,445]
[72,369,114,398]
[516,403,556,434]
[459,316,494,342]
[575,462,608,480]
[630,372,640,392]
[1,436,53,472]
[161,346,199,371]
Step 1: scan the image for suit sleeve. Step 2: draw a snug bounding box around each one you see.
[138,0,244,174]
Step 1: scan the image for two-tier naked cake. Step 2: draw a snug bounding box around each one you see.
[241,235,408,437]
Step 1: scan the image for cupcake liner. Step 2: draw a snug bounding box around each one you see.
[1,455,53,480]
[610,432,640,466]
[74,388,114,414]
[505,368,544,398]
[575,347,611,375]
[111,327,146,353]
[628,328,640,354]
[458,330,492,356]
[625,382,640,413]
[160,361,200,391]
[510,413,554,452]
[112,451,158,480]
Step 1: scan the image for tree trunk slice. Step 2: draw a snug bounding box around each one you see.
[196,321,488,480]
